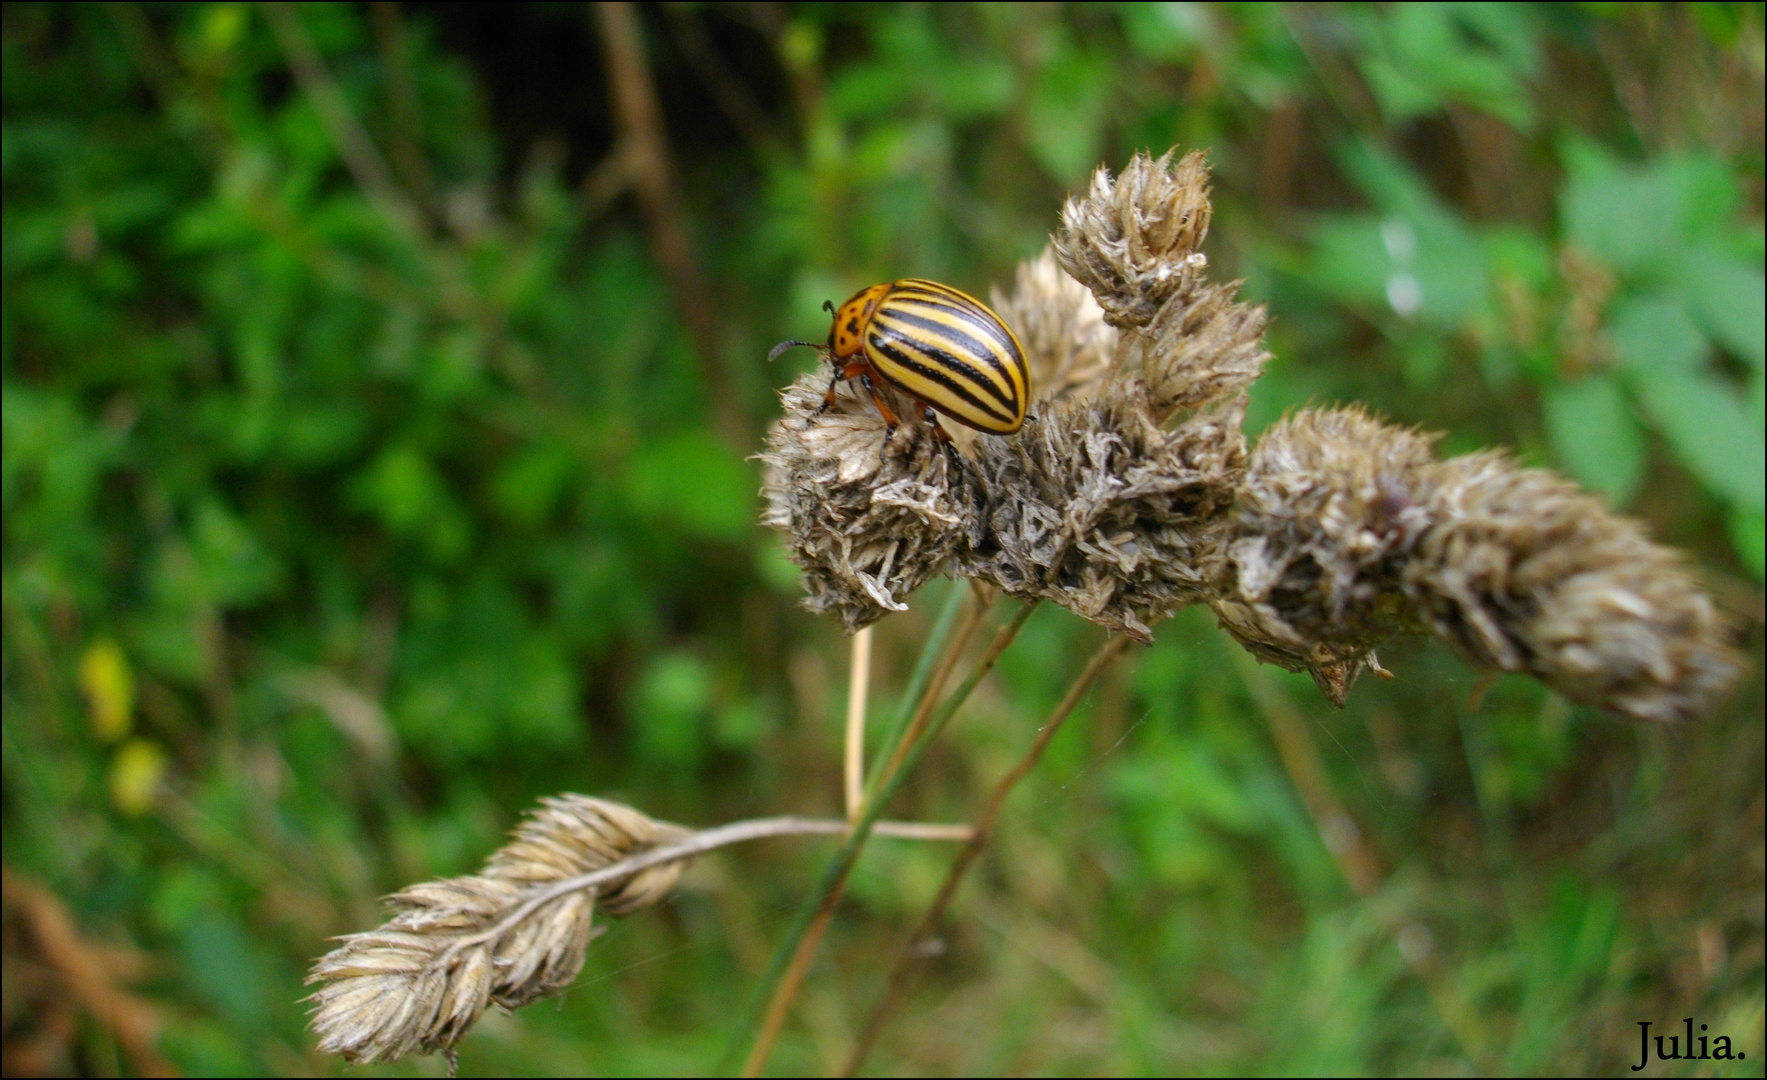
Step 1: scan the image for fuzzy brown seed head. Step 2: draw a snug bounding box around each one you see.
[1053,149,1214,330]
[1139,280,1271,419]
[763,145,1738,722]
[761,373,980,633]
[991,247,1116,405]
[1406,452,1743,723]
[1213,407,1744,717]
[1211,407,1437,704]
[962,383,1246,642]
[307,796,689,1064]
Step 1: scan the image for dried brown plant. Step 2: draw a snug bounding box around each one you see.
[307,796,689,1064]
[760,377,980,632]
[1209,406,1743,721]
[1406,449,1740,723]
[1052,148,1214,331]
[762,146,1742,718]
[989,247,1115,406]
[313,140,1747,1073]
[305,797,967,1064]
[1209,407,1435,704]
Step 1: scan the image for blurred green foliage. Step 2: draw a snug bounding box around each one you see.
[3,3,1762,1076]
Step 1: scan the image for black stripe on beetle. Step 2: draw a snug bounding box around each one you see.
[884,293,1024,361]
[866,336,1018,425]
[871,306,1018,381]
[868,319,1020,411]
[862,321,1017,413]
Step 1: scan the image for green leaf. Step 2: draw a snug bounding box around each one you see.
[1025,44,1114,184]
[1483,225,1555,291]
[1359,3,1538,129]
[1360,55,1443,123]
[1120,2,1210,60]
[1631,372,1765,511]
[1542,374,1644,505]
[934,58,1016,120]
[625,431,755,542]
[1607,295,1707,378]
[1308,210,1487,328]
[1676,246,1766,370]
[1728,507,1766,581]
[189,500,283,606]
[349,444,473,563]
[1560,144,1738,277]
[181,917,270,1027]
[490,443,576,527]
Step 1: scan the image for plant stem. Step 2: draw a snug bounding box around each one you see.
[875,583,993,786]
[260,2,414,229]
[844,627,873,819]
[840,633,1130,1077]
[591,1,744,444]
[731,600,1037,1077]
[862,579,973,793]
[421,815,973,972]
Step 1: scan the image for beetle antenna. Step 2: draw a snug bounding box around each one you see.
[822,300,836,315]
[768,340,821,363]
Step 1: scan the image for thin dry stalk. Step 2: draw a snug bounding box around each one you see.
[368,1,437,216]
[844,627,872,819]
[840,634,1132,1077]
[2,869,175,1078]
[736,603,1037,1078]
[593,1,744,443]
[259,2,416,229]
[878,585,993,783]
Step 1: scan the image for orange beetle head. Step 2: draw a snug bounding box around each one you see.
[826,283,892,359]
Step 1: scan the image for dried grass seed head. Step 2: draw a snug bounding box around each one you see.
[761,372,980,633]
[1054,149,1214,330]
[1139,279,1271,418]
[961,147,1268,640]
[1211,407,1436,704]
[1406,452,1743,723]
[307,795,689,1064]
[760,143,1737,722]
[991,247,1116,406]
[962,383,1246,642]
[1212,406,1743,718]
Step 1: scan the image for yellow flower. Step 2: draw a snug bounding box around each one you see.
[78,639,134,742]
[108,738,168,816]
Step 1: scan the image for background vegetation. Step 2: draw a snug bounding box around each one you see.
[3,2,1763,1075]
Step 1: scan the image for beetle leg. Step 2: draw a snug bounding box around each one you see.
[919,405,953,444]
[858,372,903,446]
[920,405,962,468]
[815,362,871,418]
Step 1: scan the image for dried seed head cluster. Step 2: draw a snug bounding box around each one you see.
[990,248,1116,406]
[1406,451,1740,723]
[307,796,689,1064]
[1210,408,1434,704]
[761,146,1741,720]
[1210,407,1743,721]
[960,387,1245,641]
[762,376,980,632]
[1053,149,1214,330]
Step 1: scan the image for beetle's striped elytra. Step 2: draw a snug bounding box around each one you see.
[771,279,1030,443]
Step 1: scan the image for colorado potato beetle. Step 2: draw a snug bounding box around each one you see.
[770,279,1030,441]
